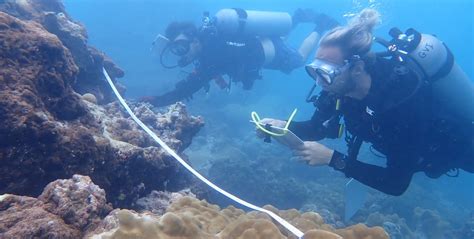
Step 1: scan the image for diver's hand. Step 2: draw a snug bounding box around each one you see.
[255,118,287,139]
[293,141,334,166]
[314,13,339,34]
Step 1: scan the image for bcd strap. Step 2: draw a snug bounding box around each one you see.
[232,8,248,36]
[348,136,364,161]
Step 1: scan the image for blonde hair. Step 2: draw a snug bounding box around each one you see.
[320,8,381,58]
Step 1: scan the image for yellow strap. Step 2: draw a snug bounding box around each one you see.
[336,99,341,110]
[336,99,343,138]
[251,109,298,137]
[338,124,345,138]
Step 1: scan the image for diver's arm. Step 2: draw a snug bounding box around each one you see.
[289,116,328,141]
[147,71,210,107]
[330,151,416,196]
[290,92,339,141]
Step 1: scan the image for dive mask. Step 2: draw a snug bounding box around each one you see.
[168,34,192,56]
[305,58,351,85]
[155,33,193,69]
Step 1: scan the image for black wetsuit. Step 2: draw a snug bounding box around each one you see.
[151,33,303,107]
[290,57,474,196]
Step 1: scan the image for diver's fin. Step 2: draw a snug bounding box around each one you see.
[344,178,368,222]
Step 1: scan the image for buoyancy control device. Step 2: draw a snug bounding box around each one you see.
[205,8,293,66]
[375,28,474,121]
[304,27,474,143]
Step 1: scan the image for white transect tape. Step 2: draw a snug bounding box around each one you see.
[102,68,304,239]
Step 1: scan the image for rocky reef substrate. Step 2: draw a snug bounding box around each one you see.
[0,0,204,207]
[0,0,125,103]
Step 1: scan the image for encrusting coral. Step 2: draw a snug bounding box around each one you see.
[335,224,390,239]
[1,174,388,239]
[89,196,388,239]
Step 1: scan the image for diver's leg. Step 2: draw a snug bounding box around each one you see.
[298,31,320,62]
[297,13,340,61]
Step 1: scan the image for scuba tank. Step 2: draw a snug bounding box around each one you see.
[214,8,293,37]
[375,28,474,121]
[211,8,291,66]
[259,37,276,66]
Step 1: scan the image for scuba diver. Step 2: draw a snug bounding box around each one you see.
[257,9,474,196]
[141,8,339,107]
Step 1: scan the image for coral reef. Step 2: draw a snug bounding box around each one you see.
[201,126,471,239]
[456,213,474,239]
[360,190,464,239]
[204,135,347,225]
[0,0,124,103]
[365,212,414,239]
[1,1,467,238]
[82,93,98,104]
[334,224,389,239]
[89,196,388,239]
[301,205,345,229]
[207,143,309,210]
[0,9,204,206]
[0,174,388,239]
[412,207,451,239]
[38,174,112,231]
[135,189,196,215]
[0,175,111,238]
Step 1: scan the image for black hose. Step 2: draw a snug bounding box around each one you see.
[374,37,391,48]
[160,45,180,69]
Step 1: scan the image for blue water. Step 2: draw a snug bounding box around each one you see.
[65,0,473,235]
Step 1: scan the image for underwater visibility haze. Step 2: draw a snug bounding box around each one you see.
[0,0,473,238]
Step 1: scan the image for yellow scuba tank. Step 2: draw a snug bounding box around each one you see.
[380,28,474,121]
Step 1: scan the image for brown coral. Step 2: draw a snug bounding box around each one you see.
[0,0,125,103]
[335,224,389,239]
[218,218,286,239]
[90,196,389,239]
[167,196,234,234]
[0,10,203,207]
[303,229,342,239]
[39,175,112,231]
[0,175,111,238]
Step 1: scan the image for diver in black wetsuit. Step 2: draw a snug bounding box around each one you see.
[141,9,338,107]
[258,9,474,196]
